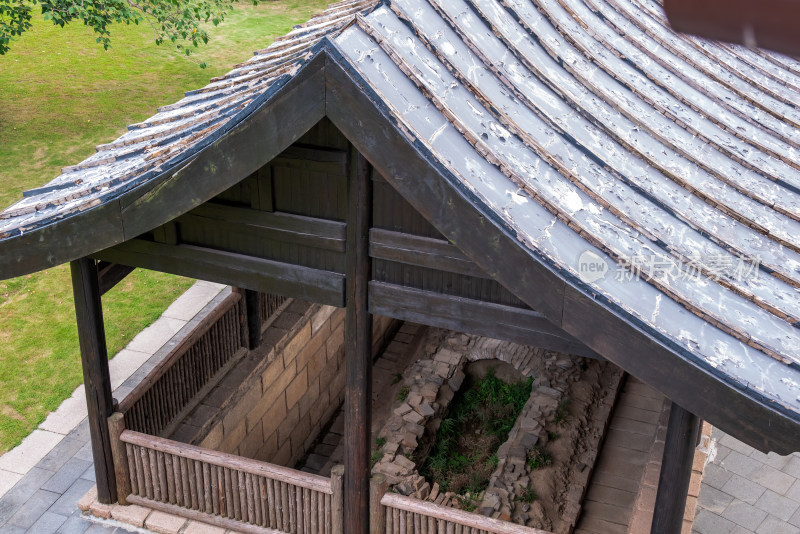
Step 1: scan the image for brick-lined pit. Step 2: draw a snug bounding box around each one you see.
[184,300,399,468]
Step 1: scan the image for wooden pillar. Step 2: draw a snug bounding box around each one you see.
[71,257,117,504]
[651,402,701,534]
[344,149,373,534]
[244,289,262,349]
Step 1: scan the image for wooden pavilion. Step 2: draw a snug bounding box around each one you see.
[2,0,800,532]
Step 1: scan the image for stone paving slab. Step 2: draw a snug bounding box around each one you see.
[693,426,800,534]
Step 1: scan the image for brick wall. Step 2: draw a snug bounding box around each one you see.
[197,301,399,468]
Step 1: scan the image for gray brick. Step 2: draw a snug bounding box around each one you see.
[0,500,18,524]
[79,466,95,482]
[750,450,792,471]
[721,475,768,505]
[48,478,94,517]
[41,459,92,495]
[722,451,764,478]
[787,479,800,504]
[790,505,800,528]
[65,421,90,444]
[56,514,90,534]
[720,434,756,456]
[755,490,800,521]
[721,500,768,530]
[704,462,734,490]
[693,508,737,534]
[72,444,93,463]
[0,525,25,534]
[0,467,55,505]
[28,511,68,533]
[698,485,735,514]
[714,443,733,463]
[6,489,60,529]
[37,439,85,472]
[752,464,797,495]
[756,515,800,534]
[786,457,800,480]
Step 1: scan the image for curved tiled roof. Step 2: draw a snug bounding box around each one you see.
[0,0,374,238]
[2,0,800,447]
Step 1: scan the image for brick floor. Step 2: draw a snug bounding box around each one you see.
[693,426,800,534]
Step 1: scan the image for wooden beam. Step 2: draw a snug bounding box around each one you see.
[182,203,346,252]
[96,261,135,296]
[369,282,601,359]
[369,228,489,279]
[71,257,117,504]
[651,403,701,534]
[93,239,345,307]
[344,150,372,534]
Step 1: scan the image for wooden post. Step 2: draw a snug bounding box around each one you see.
[344,150,373,534]
[245,289,262,349]
[71,257,117,504]
[331,464,345,534]
[651,402,701,534]
[108,412,132,505]
[370,473,388,534]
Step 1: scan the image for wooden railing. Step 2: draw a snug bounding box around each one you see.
[373,476,551,534]
[119,290,248,436]
[261,292,288,326]
[117,428,343,534]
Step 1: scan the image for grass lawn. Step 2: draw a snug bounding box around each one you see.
[0,0,327,453]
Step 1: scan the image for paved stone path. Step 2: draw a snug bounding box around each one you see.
[693,428,800,534]
[0,280,226,534]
